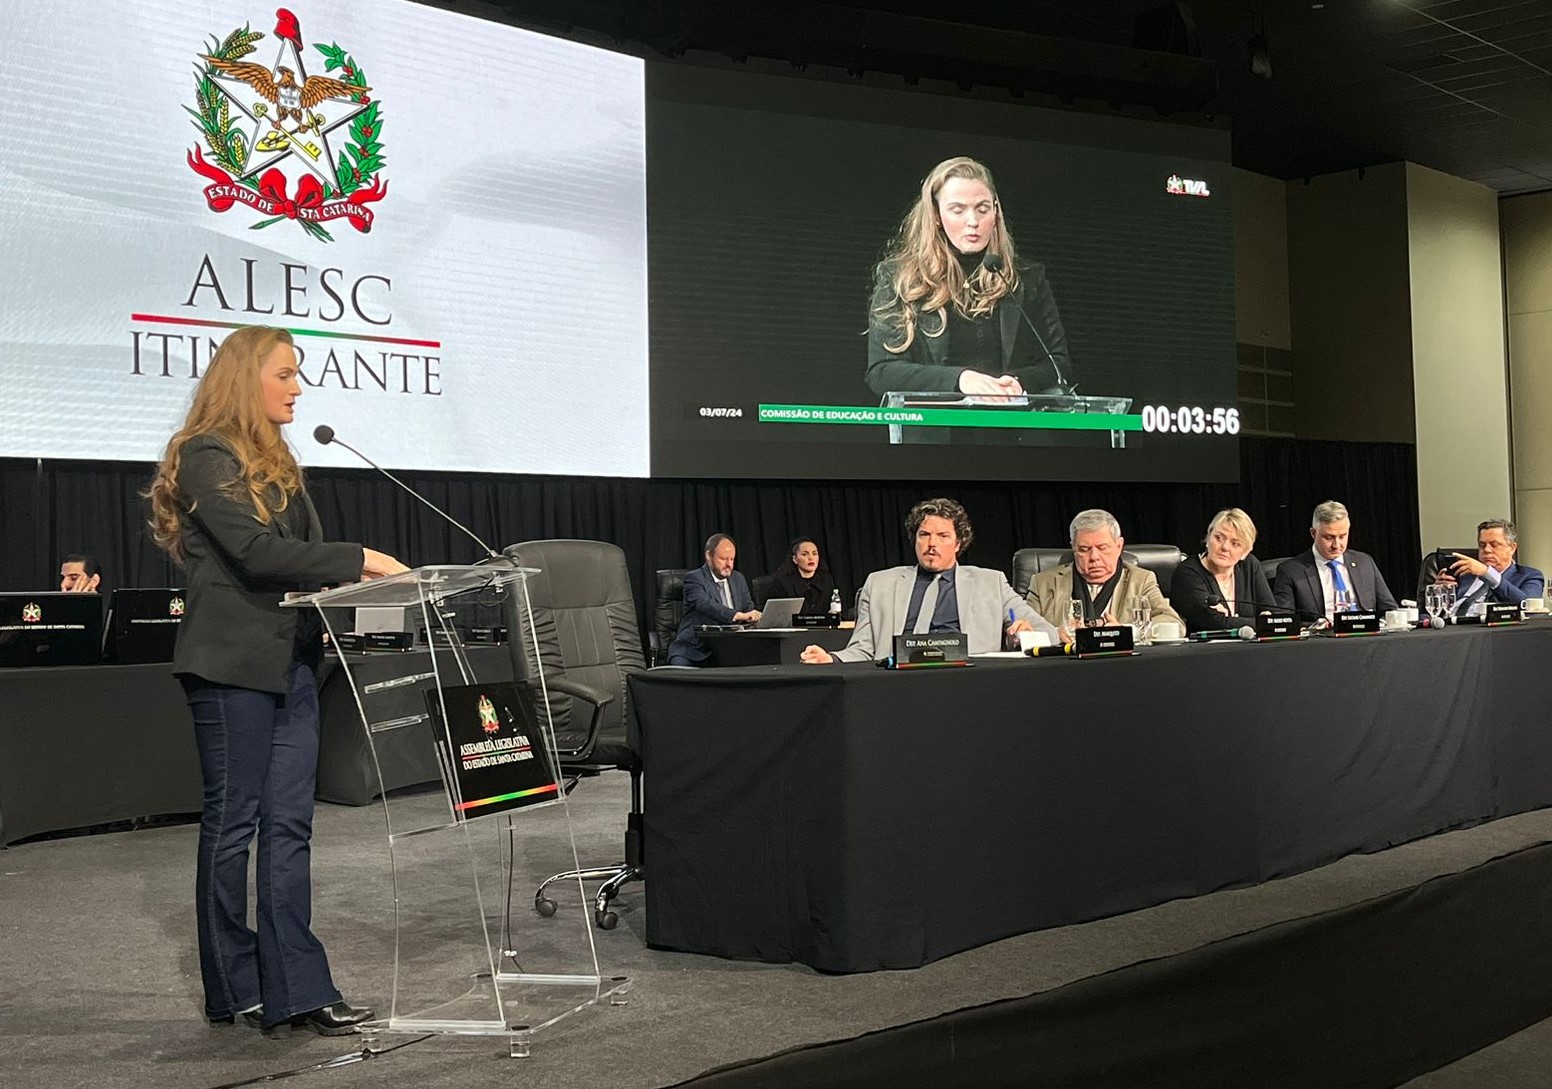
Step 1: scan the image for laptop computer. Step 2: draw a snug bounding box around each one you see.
[755,597,806,629]
[0,591,103,667]
[102,588,187,664]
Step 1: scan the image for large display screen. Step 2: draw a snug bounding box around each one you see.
[2,5,1236,484]
[647,68,1237,482]
[0,1,649,475]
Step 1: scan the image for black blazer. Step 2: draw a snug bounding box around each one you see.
[765,569,837,615]
[171,435,363,693]
[865,259,1072,396]
[1272,548,1399,622]
[1169,554,1277,633]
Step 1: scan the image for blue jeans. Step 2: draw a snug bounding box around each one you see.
[184,661,341,1028]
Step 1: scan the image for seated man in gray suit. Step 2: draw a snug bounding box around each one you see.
[1025,509,1183,636]
[800,498,1054,664]
[1272,500,1399,622]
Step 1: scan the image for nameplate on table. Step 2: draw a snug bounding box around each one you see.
[364,630,415,651]
[1075,624,1134,658]
[793,613,841,628]
[1484,603,1522,627]
[466,625,509,644]
[887,632,969,668]
[1255,614,1298,640]
[1333,611,1380,636]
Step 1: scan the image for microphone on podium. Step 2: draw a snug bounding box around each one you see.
[982,252,1072,394]
[313,424,500,560]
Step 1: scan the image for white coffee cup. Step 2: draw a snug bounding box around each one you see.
[1017,630,1050,652]
[1384,609,1409,630]
[1525,597,1547,614]
[1152,620,1183,642]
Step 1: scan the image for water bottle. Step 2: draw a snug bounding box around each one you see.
[828,588,842,623]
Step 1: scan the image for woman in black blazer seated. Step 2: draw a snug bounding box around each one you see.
[147,326,406,1036]
[1169,507,1277,633]
[765,536,838,616]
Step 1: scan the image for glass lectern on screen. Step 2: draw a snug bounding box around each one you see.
[647,69,1238,483]
[0,1,648,476]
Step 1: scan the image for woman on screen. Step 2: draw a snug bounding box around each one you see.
[766,536,839,616]
[1169,507,1277,633]
[866,155,1073,398]
[147,326,407,1037]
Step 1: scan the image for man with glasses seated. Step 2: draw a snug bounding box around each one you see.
[1433,519,1544,618]
[1025,509,1182,637]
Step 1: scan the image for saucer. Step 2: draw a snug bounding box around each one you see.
[1147,637,1189,646]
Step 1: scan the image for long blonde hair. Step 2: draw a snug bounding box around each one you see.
[147,326,303,562]
[874,156,1021,354]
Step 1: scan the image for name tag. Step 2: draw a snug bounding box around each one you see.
[1484,603,1522,626]
[889,631,969,667]
[1255,614,1298,640]
[1333,611,1380,635]
[1075,624,1134,658]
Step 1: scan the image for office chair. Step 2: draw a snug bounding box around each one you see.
[1011,544,1189,597]
[501,539,646,929]
[650,568,690,667]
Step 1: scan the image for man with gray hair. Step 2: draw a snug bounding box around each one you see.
[1272,500,1398,622]
[1024,509,1182,635]
[1433,519,1544,617]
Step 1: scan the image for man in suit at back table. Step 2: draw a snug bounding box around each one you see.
[1024,509,1183,636]
[667,533,761,666]
[1273,500,1399,623]
[800,497,1054,663]
[1434,519,1545,617]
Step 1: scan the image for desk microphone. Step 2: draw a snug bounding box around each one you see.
[1027,642,1074,657]
[1190,625,1257,642]
[983,252,1072,394]
[313,424,500,560]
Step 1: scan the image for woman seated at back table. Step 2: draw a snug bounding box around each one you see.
[1169,507,1277,633]
[765,537,839,616]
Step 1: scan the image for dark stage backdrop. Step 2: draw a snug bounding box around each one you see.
[1,437,1420,648]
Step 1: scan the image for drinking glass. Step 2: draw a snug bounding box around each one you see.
[1130,602,1152,646]
[1423,584,1442,626]
[1067,598,1085,632]
[1439,582,1456,618]
[1333,588,1355,614]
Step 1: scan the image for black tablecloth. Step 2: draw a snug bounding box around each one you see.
[0,645,517,842]
[0,662,200,845]
[630,624,1552,971]
[698,628,854,666]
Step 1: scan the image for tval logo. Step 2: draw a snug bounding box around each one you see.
[1166,174,1211,198]
[186,9,388,239]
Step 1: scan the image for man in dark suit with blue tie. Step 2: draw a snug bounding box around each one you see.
[1272,500,1399,622]
[1434,519,1545,617]
[667,533,761,666]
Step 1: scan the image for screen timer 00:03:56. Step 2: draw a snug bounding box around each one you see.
[1139,405,1240,435]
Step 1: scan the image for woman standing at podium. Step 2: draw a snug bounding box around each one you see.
[147,325,407,1036]
[865,155,1073,399]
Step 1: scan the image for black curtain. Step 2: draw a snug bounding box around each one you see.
[0,437,1420,636]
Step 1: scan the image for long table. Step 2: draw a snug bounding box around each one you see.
[0,646,515,844]
[629,623,1552,972]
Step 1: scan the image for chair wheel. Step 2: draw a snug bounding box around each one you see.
[597,910,618,930]
[535,897,558,917]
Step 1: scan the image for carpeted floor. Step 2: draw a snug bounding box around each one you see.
[4,773,1552,1089]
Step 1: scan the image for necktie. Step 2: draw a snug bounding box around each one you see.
[720,579,733,610]
[913,575,941,634]
[1455,577,1490,616]
[1328,559,1350,610]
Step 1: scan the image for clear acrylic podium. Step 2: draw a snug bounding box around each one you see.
[286,563,629,1057]
[881,390,1135,447]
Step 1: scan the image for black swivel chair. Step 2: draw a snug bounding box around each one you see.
[749,574,777,611]
[501,539,646,929]
[1011,544,1189,597]
[650,568,690,667]
[1260,555,1291,584]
